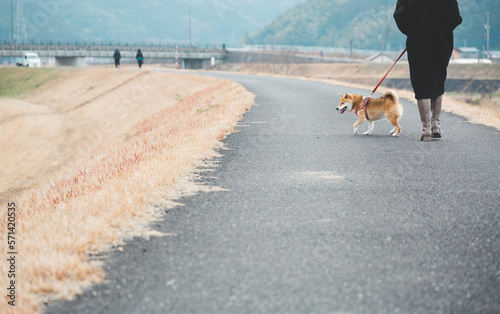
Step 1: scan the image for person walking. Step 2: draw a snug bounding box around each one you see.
[394,0,462,141]
[113,48,121,69]
[136,49,144,69]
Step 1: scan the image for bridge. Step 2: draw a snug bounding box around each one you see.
[0,41,227,69]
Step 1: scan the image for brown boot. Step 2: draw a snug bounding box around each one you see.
[431,96,442,139]
[417,99,432,142]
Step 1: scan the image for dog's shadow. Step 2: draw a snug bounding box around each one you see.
[350,133,405,144]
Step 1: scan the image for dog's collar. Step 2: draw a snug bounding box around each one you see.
[355,97,371,120]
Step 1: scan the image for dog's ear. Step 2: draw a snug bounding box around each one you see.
[339,93,345,98]
[345,93,350,99]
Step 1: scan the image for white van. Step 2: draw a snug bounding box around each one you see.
[15,52,42,68]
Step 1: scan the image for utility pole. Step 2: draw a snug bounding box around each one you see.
[10,0,14,47]
[485,12,491,58]
[189,5,192,49]
[271,23,274,51]
[386,11,391,51]
[350,27,353,55]
[15,0,27,44]
[355,22,360,51]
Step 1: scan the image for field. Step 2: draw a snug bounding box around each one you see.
[0,67,254,313]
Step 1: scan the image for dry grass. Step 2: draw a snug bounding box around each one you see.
[0,68,254,313]
[222,62,500,80]
[441,95,500,130]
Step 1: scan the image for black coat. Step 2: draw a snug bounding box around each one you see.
[136,50,143,60]
[394,0,462,99]
[113,49,121,60]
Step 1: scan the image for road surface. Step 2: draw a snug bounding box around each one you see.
[49,72,500,313]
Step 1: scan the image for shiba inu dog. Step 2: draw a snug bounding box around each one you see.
[337,90,403,136]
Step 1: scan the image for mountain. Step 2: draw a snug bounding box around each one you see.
[0,0,303,45]
[247,0,500,52]
[2,0,497,51]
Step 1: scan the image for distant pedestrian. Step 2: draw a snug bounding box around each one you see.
[394,0,462,141]
[113,48,121,69]
[136,49,144,69]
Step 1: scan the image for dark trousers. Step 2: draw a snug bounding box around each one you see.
[114,59,120,68]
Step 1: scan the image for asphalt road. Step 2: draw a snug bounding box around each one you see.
[49,72,500,313]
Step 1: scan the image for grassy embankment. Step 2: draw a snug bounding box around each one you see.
[0,68,64,98]
[0,67,254,313]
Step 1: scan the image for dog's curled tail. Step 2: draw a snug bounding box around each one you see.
[383,90,404,114]
[382,90,399,103]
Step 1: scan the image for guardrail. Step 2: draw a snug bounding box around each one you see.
[243,44,386,56]
[0,40,226,54]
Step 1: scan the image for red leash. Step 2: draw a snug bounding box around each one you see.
[357,49,407,121]
[371,48,407,95]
